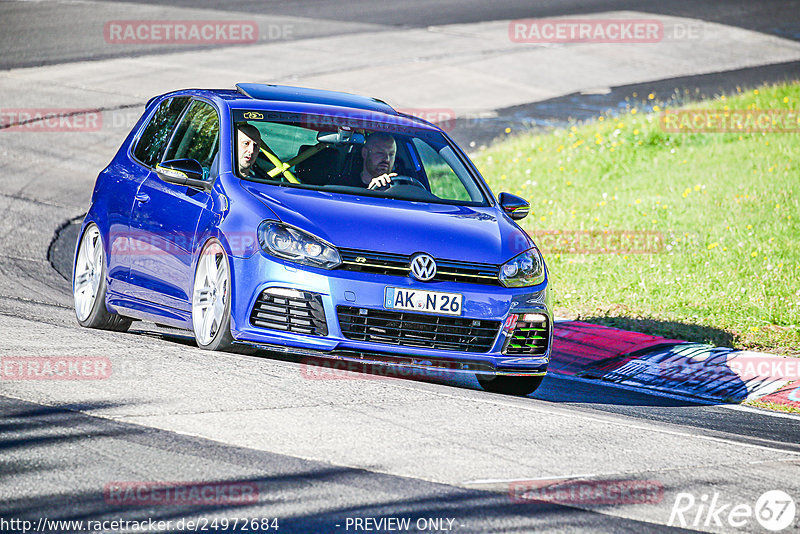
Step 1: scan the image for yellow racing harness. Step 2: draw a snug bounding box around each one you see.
[259,142,331,184]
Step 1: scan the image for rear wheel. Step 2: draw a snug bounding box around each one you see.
[192,239,234,351]
[73,224,131,332]
[477,374,544,396]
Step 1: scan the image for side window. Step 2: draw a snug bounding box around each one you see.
[163,100,220,179]
[412,138,471,201]
[133,97,189,167]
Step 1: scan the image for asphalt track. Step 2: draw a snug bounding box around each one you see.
[4,0,800,70]
[2,1,800,532]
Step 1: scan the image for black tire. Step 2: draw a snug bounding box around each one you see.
[477,374,545,396]
[73,224,132,332]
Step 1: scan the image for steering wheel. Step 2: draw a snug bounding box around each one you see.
[379,174,427,190]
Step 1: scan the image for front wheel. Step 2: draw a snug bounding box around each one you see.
[476,374,544,396]
[192,239,234,351]
[73,223,131,332]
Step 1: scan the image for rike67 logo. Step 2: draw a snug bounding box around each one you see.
[669,490,796,531]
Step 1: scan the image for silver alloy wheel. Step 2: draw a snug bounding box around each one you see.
[192,241,230,346]
[73,225,103,322]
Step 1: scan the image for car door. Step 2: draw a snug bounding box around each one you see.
[127,99,220,311]
[106,96,190,297]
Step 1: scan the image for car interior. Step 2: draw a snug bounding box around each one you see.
[250,129,429,192]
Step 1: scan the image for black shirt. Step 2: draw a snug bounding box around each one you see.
[328,167,368,188]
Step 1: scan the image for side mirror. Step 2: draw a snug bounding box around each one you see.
[156,159,210,191]
[498,192,530,220]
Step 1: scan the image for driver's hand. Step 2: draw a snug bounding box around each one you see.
[367,173,397,190]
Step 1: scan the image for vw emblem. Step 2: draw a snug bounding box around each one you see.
[409,253,437,281]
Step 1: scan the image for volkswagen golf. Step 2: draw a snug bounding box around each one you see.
[73,83,552,395]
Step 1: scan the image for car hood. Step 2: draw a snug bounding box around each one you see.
[241,182,533,264]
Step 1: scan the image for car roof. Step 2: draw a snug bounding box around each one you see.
[236,83,397,114]
[162,84,441,132]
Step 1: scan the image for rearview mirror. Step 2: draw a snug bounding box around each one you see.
[317,127,365,145]
[156,159,210,191]
[498,192,530,220]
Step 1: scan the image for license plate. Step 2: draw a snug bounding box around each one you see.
[384,287,463,316]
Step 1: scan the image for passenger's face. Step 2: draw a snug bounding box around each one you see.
[362,138,396,178]
[237,130,260,174]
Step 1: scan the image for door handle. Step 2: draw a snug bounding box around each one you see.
[135,192,150,204]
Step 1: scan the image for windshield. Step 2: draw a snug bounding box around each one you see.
[230,109,489,206]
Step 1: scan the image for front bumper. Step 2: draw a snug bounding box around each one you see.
[229,251,552,375]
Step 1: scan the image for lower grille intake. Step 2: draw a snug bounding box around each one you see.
[337,306,500,352]
[250,288,327,336]
[505,313,550,355]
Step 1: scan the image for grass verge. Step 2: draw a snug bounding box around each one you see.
[475,81,800,355]
[745,399,800,415]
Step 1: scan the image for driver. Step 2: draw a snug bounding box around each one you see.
[332,132,397,189]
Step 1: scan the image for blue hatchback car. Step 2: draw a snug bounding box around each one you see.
[73,84,552,395]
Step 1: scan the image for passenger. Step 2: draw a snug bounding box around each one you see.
[236,123,262,177]
[332,132,397,189]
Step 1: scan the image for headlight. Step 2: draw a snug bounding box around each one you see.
[257,221,341,269]
[499,248,545,287]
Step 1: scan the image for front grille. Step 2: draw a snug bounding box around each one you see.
[337,306,500,352]
[338,248,500,286]
[339,249,408,276]
[250,288,327,336]
[505,314,550,355]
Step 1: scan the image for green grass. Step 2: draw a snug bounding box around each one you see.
[428,165,471,201]
[474,82,800,355]
[745,399,800,415]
